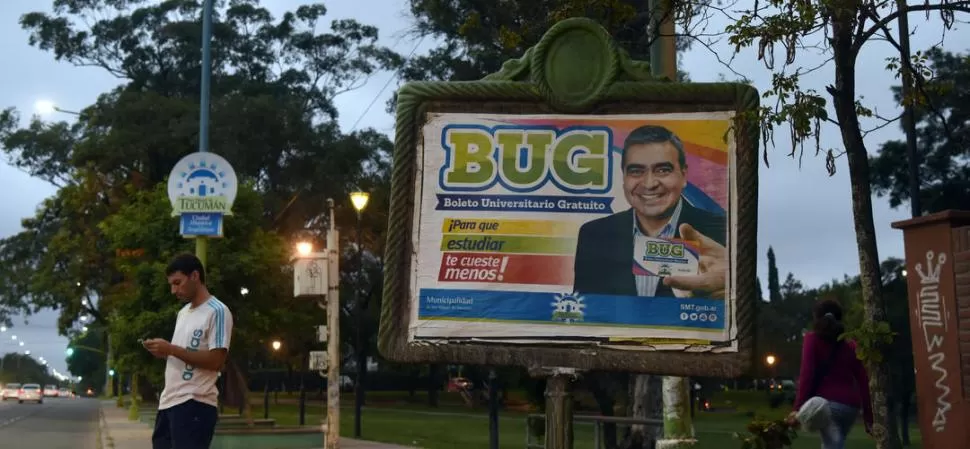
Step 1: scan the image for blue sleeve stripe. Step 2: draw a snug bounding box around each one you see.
[207,300,226,348]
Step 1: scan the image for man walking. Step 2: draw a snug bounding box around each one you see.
[143,253,234,449]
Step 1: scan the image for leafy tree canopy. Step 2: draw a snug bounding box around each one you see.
[871,47,970,213]
[0,0,400,336]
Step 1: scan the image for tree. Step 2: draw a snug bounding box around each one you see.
[394,0,713,111]
[767,247,781,303]
[0,0,399,348]
[0,353,58,386]
[724,2,970,447]
[66,327,107,394]
[100,182,319,396]
[871,47,970,213]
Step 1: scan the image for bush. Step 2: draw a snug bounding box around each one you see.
[734,419,798,449]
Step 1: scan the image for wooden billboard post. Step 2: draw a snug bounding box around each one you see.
[379,18,760,449]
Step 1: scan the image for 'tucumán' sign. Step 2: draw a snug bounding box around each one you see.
[167,151,238,237]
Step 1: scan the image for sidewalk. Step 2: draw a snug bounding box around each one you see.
[99,401,418,449]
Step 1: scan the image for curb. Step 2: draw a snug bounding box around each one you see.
[99,405,115,449]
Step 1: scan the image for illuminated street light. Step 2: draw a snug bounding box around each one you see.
[11,335,17,340]
[271,340,281,351]
[765,354,777,366]
[240,287,249,296]
[35,99,57,115]
[350,191,370,212]
[296,241,313,257]
[19,341,24,347]
[24,350,30,355]
[901,269,908,277]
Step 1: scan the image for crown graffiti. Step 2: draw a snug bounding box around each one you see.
[915,250,946,284]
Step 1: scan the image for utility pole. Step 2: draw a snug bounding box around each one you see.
[896,0,922,218]
[648,1,696,448]
[325,198,341,449]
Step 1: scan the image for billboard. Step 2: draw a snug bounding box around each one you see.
[379,17,758,376]
[411,113,735,345]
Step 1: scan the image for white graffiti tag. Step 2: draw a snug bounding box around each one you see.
[914,250,952,433]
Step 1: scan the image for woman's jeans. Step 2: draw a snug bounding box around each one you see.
[820,401,860,449]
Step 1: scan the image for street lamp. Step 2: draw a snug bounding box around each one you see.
[296,241,313,257]
[34,99,80,116]
[350,190,369,439]
[271,340,281,351]
[765,354,776,366]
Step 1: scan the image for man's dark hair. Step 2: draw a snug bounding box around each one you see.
[622,125,687,170]
[812,298,845,343]
[166,253,206,284]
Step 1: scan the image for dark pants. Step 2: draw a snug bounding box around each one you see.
[152,399,218,449]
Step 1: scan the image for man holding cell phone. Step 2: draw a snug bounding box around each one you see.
[142,253,233,449]
[573,125,728,299]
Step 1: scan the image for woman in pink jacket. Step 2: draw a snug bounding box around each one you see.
[790,299,873,449]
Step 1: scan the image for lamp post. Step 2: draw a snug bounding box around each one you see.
[349,191,369,438]
[265,340,281,418]
[293,199,341,449]
[765,354,777,384]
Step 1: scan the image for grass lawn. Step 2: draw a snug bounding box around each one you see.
[238,391,920,449]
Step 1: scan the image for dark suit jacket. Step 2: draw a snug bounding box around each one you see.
[572,202,726,297]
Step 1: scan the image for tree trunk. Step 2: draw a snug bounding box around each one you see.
[830,12,902,449]
[620,375,662,449]
[428,364,440,407]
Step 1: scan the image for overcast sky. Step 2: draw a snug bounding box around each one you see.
[1,0,967,376]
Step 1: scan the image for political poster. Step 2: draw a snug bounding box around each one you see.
[410,112,737,345]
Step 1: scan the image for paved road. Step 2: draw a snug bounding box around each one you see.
[0,396,99,448]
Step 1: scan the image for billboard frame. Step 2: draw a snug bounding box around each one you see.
[379,18,759,377]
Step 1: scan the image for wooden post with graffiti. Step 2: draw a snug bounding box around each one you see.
[378,18,761,449]
[892,210,970,449]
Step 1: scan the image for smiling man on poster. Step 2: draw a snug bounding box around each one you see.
[573,125,728,300]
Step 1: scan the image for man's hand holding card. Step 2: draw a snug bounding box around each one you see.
[662,223,727,299]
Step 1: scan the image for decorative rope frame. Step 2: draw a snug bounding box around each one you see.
[378,18,759,377]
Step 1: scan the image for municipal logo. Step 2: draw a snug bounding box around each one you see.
[167,152,238,216]
[551,292,585,323]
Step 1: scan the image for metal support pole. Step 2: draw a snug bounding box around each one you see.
[354,210,364,438]
[104,333,112,397]
[896,0,921,218]
[199,0,213,154]
[648,0,677,80]
[488,368,500,449]
[325,198,341,449]
[646,2,695,446]
[299,354,307,426]
[263,381,270,419]
[194,0,214,272]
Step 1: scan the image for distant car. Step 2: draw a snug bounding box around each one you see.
[44,384,59,397]
[768,379,796,407]
[58,388,72,398]
[1,383,21,401]
[19,383,43,404]
[446,377,472,392]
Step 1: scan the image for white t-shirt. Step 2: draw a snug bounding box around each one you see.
[158,296,233,410]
